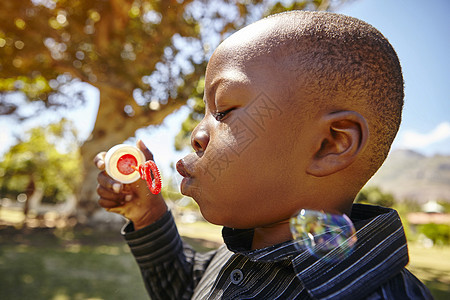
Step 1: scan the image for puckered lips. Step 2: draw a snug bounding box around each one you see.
[176,159,192,178]
[176,158,194,196]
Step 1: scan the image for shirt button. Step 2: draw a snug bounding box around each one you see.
[230,269,244,284]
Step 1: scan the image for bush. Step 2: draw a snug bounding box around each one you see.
[417,223,450,246]
[355,186,395,207]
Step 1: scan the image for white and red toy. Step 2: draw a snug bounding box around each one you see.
[104,144,162,194]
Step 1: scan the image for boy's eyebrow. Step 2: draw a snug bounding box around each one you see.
[206,78,223,106]
[206,70,249,106]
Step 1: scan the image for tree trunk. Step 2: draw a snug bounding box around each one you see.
[23,178,36,218]
[76,83,185,223]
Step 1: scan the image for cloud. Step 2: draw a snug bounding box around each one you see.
[398,122,450,149]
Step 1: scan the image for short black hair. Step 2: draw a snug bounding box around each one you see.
[264,11,404,180]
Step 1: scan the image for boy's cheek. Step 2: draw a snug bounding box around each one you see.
[197,125,278,186]
[226,115,259,155]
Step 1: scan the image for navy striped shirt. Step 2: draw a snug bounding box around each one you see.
[122,204,432,299]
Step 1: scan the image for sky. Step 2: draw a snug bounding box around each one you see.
[1,0,449,178]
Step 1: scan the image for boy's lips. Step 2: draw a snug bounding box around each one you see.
[176,159,192,178]
[176,158,196,197]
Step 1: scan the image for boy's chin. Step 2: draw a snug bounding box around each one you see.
[179,180,202,200]
[198,207,237,228]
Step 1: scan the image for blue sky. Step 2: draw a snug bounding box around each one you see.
[1,0,449,177]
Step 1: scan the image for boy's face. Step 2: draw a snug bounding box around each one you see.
[177,26,320,228]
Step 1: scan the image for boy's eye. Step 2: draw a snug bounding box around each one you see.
[213,108,234,121]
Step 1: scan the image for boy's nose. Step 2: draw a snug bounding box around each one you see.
[191,126,209,153]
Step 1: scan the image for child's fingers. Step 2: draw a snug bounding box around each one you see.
[97,184,133,206]
[93,151,107,170]
[97,184,123,205]
[137,139,154,161]
[97,184,123,201]
[99,197,123,209]
[97,171,123,193]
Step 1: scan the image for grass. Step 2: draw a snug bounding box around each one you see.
[0,218,449,300]
[0,219,221,300]
[408,243,450,300]
[0,226,149,300]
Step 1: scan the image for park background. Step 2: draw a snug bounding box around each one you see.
[1,0,449,299]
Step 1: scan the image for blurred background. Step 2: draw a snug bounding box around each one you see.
[1,0,449,299]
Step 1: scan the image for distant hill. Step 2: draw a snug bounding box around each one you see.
[365,149,450,203]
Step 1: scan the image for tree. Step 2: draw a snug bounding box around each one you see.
[0,119,82,218]
[0,0,347,219]
[355,186,395,208]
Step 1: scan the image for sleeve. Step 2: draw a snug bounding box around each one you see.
[122,210,218,300]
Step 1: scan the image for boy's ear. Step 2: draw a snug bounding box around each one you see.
[306,111,369,177]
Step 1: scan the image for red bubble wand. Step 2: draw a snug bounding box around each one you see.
[131,161,161,195]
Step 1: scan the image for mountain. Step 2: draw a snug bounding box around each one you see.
[365,149,450,203]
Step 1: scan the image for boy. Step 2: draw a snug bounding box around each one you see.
[95,11,432,299]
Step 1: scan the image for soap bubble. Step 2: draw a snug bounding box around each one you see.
[290,209,357,262]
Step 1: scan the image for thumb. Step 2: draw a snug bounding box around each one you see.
[136,139,154,161]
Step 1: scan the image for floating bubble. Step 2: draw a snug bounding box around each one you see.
[290,209,357,262]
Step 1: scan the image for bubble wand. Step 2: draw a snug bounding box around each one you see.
[104,144,162,195]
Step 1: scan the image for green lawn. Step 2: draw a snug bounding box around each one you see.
[0,222,448,300]
[0,227,149,300]
[408,243,450,300]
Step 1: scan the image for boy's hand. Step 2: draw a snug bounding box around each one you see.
[94,140,168,230]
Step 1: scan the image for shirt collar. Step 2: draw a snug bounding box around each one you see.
[222,204,409,299]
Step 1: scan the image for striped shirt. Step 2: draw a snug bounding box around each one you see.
[122,204,432,299]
